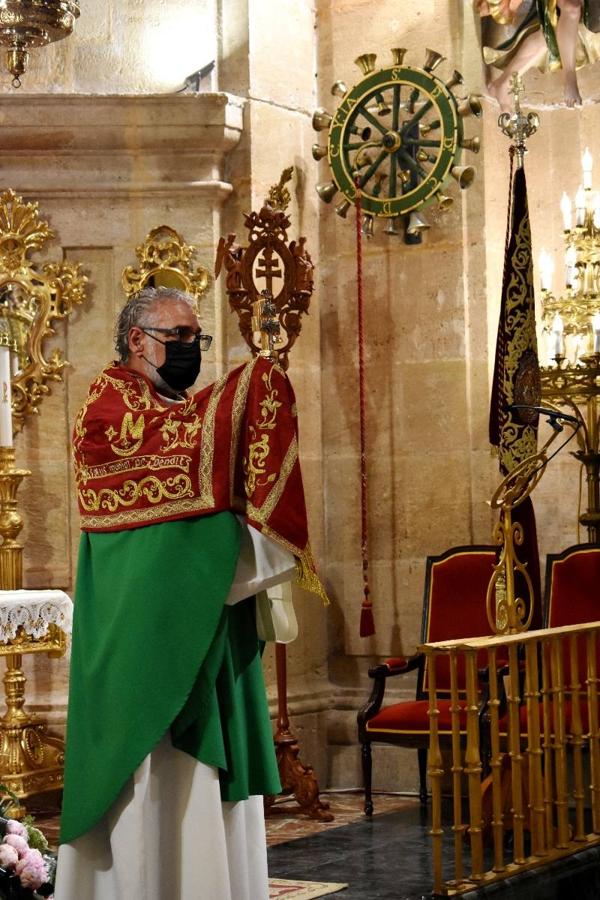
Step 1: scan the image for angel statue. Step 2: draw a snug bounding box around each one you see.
[477,0,600,109]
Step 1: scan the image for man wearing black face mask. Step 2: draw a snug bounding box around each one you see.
[123,285,206,397]
[56,287,327,900]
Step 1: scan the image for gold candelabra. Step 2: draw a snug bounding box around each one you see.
[0,448,66,812]
[538,148,600,543]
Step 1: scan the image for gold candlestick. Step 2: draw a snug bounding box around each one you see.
[0,447,66,814]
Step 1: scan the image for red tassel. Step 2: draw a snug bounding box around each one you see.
[360,604,375,638]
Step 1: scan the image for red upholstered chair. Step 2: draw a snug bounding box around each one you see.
[357,545,498,815]
[494,545,600,741]
[545,544,600,630]
[544,544,600,728]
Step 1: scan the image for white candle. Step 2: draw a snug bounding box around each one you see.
[565,245,577,287]
[552,313,564,358]
[0,346,13,448]
[576,185,586,226]
[561,192,572,231]
[593,312,600,354]
[538,249,554,292]
[583,147,593,190]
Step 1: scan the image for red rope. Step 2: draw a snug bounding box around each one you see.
[354,180,375,638]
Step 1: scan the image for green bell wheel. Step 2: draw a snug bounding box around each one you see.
[313,48,481,238]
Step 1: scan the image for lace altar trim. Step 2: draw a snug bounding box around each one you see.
[0,590,73,644]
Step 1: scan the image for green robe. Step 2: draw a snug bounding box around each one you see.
[60,511,281,845]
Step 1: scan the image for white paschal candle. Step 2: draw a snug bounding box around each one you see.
[0,345,13,448]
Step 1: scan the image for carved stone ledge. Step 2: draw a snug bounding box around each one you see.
[0,92,245,197]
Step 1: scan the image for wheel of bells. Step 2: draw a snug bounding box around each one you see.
[312,48,482,244]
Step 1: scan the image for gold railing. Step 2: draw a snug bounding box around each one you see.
[422,621,600,895]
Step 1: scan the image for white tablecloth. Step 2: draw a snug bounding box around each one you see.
[0,589,72,643]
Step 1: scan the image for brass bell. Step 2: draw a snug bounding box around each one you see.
[312,108,332,132]
[384,217,401,235]
[416,149,432,163]
[350,125,372,141]
[335,199,352,218]
[406,212,430,234]
[355,53,377,75]
[423,48,445,73]
[312,143,328,161]
[461,136,480,154]
[420,119,440,135]
[331,80,348,98]
[445,70,464,90]
[391,47,407,66]
[451,165,475,189]
[457,95,483,118]
[355,149,374,169]
[316,181,338,203]
[361,214,374,238]
[375,92,391,116]
[372,172,387,197]
[435,191,453,211]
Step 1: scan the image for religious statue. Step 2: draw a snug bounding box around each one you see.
[214,232,244,298]
[477,0,600,109]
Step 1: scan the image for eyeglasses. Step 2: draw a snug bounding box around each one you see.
[141,326,212,351]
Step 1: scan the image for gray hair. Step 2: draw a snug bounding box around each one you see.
[114,286,196,362]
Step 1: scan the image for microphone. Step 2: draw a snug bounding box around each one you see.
[508,404,580,427]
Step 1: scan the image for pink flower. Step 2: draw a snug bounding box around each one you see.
[0,843,18,869]
[16,848,47,890]
[5,820,27,838]
[3,833,28,857]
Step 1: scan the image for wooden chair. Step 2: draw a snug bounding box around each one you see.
[357,545,498,815]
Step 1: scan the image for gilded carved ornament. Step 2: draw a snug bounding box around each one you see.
[0,190,87,435]
[122,225,211,312]
[215,167,314,370]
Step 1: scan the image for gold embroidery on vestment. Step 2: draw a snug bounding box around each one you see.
[229,359,258,504]
[246,434,298,521]
[79,474,193,513]
[109,412,146,457]
[196,371,229,507]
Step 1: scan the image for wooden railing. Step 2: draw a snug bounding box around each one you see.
[421,621,600,895]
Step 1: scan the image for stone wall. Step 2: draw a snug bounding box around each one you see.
[0,0,597,797]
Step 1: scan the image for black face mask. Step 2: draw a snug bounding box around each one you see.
[143,333,201,392]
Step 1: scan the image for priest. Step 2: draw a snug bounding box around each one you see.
[54,286,325,900]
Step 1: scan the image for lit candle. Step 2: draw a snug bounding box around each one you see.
[0,344,13,448]
[538,249,554,292]
[561,192,572,231]
[576,185,587,226]
[593,312,600,354]
[565,245,577,287]
[552,313,564,359]
[583,147,593,190]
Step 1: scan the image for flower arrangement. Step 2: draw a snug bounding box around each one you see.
[0,787,55,899]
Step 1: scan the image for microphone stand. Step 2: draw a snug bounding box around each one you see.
[486,409,580,635]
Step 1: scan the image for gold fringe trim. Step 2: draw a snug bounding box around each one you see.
[296,543,330,606]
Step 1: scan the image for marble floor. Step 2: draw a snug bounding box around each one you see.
[26,790,600,899]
